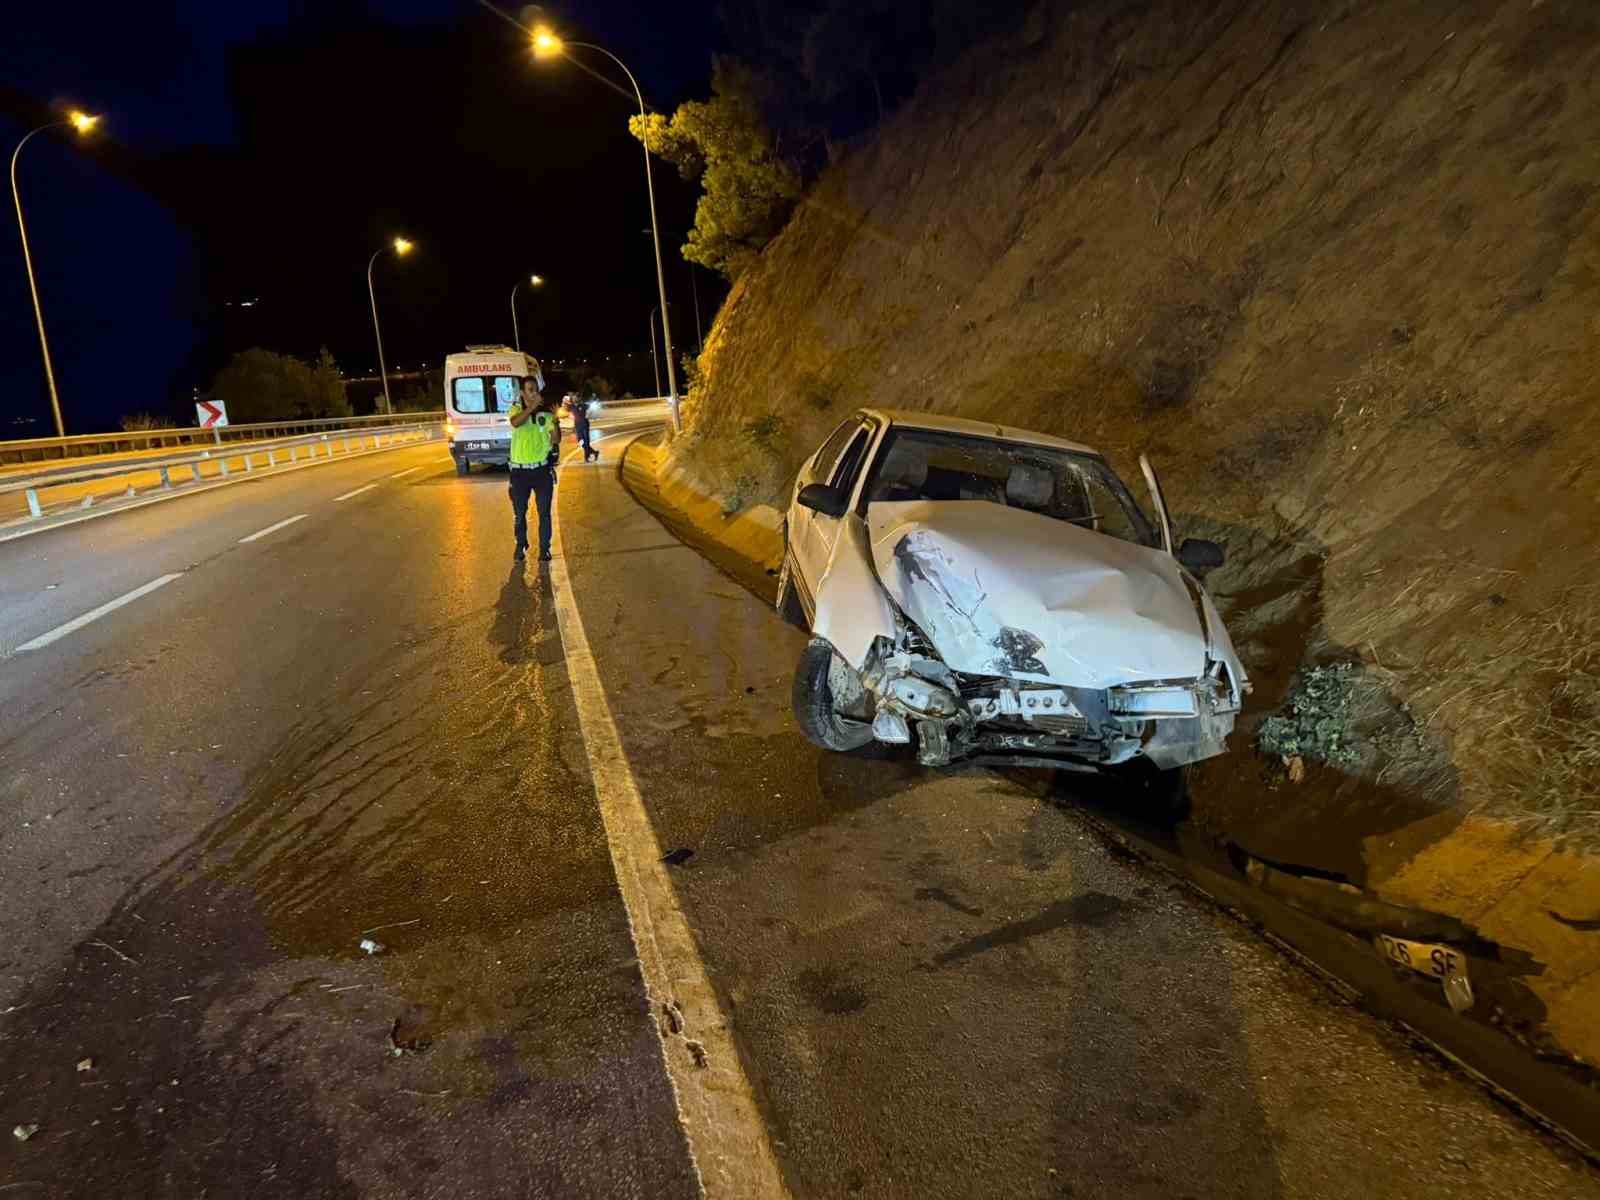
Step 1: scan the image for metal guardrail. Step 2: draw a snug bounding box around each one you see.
[0,410,446,467]
[3,422,440,520]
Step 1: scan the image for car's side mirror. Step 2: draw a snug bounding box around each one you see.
[797,482,849,519]
[1177,537,1225,572]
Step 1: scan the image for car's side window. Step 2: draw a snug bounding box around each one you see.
[810,419,861,483]
[830,427,875,501]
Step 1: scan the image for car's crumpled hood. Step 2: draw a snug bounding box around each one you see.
[867,501,1209,687]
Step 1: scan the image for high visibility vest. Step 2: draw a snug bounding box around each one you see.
[509,405,555,466]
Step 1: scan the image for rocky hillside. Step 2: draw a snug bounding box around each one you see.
[671,0,1600,1059]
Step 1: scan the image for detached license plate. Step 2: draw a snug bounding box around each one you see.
[1374,933,1467,982]
[465,441,493,451]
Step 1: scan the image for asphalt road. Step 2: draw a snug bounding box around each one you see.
[1,423,1597,1198]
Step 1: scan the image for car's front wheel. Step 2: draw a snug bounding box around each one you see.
[792,638,875,752]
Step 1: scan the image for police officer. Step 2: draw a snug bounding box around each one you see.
[508,374,560,562]
[570,392,597,462]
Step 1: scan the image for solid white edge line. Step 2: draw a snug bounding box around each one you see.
[238,513,308,543]
[548,483,790,1200]
[13,573,183,654]
[332,483,379,502]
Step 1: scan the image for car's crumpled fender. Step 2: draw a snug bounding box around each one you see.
[1194,575,1249,704]
[811,514,898,670]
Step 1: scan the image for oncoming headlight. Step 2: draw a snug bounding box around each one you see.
[1108,685,1198,717]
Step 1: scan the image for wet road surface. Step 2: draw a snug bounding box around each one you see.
[1,428,1597,1197]
[0,441,695,1197]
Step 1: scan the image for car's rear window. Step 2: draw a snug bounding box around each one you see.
[451,376,520,414]
[860,428,1159,548]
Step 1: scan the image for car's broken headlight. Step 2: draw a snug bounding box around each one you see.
[1107,684,1199,718]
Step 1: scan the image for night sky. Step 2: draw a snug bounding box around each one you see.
[2,1,723,433]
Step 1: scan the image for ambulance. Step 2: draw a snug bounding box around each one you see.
[443,345,544,474]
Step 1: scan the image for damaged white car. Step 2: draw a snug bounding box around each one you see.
[776,410,1249,774]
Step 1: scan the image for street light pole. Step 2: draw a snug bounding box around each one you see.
[10,112,99,438]
[510,274,543,352]
[649,306,662,398]
[366,237,413,415]
[534,31,680,433]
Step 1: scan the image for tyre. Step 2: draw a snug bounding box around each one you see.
[454,455,470,476]
[775,553,808,630]
[792,638,875,752]
[1115,760,1189,824]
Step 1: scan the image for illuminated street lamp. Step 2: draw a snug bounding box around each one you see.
[532,25,681,432]
[511,273,544,352]
[366,236,413,415]
[9,109,102,437]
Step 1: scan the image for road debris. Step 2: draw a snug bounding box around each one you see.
[387,1019,431,1058]
[1444,969,1475,1014]
[661,1000,684,1036]
[12,1123,40,1142]
[87,940,138,966]
[76,1058,94,1072]
[361,918,421,936]
[358,938,385,956]
[661,847,695,867]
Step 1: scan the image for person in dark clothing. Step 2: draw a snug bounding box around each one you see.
[508,375,560,561]
[570,394,597,462]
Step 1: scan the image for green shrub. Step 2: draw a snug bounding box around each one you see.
[1259,663,1363,766]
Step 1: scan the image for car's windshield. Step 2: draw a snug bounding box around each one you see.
[860,428,1159,548]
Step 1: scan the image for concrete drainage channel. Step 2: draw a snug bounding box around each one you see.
[0,424,441,541]
[615,431,1600,1166]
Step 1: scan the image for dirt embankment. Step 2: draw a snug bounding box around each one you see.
[670,1,1600,1069]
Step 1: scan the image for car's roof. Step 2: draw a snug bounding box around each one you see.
[860,408,1101,456]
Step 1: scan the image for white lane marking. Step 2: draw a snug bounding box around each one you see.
[238,513,308,543]
[389,466,422,479]
[332,483,378,502]
[548,481,790,1199]
[14,573,183,654]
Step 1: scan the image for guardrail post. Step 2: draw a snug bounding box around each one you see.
[266,449,276,467]
[289,446,298,462]
[243,453,253,473]
[218,457,230,478]
[191,463,203,483]
[25,488,41,518]
[160,467,172,490]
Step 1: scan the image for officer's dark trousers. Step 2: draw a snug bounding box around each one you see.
[509,464,555,556]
